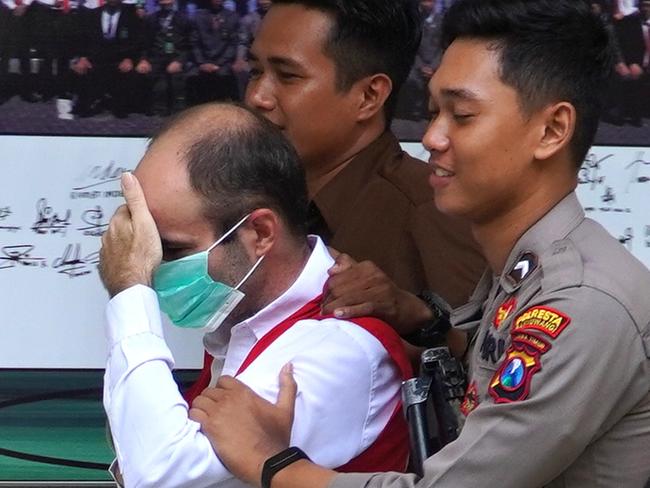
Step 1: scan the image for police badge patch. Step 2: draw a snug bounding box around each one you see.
[493,297,516,330]
[511,331,551,354]
[512,306,571,339]
[488,342,541,404]
[460,381,479,416]
[507,252,538,284]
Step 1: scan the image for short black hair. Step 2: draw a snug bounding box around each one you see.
[152,103,309,239]
[272,0,422,123]
[441,0,614,167]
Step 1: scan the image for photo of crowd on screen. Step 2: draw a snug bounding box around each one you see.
[0,0,648,145]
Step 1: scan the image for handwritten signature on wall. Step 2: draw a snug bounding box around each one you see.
[0,243,99,279]
[1,198,112,278]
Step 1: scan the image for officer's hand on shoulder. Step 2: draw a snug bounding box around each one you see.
[322,253,432,335]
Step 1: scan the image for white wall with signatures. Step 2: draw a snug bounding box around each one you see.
[1,136,648,368]
[0,136,204,369]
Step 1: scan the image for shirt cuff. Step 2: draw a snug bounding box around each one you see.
[105,284,165,347]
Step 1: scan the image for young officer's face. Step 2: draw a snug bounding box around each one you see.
[423,38,543,224]
[245,4,362,170]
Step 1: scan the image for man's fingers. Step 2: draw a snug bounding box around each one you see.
[327,246,341,259]
[188,407,208,424]
[193,389,222,407]
[328,252,356,276]
[120,172,151,221]
[215,375,247,391]
[276,363,297,419]
[332,302,374,319]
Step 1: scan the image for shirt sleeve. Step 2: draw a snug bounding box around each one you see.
[235,318,402,468]
[103,285,232,488]
[330,287,648,488]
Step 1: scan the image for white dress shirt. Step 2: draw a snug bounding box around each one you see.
[103,236,401,488]
[101,8,121,38]
[1,0,34,8]
[616,0,639,16]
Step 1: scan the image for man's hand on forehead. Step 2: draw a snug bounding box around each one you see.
[99,172,163,297]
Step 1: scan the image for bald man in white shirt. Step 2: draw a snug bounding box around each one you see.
[99,103,412,487]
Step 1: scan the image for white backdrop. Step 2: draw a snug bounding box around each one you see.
[1,136,648,368]
[0,136,205,369]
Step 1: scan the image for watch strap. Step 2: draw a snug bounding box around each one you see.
[404,291,452,347]
[261,446,310,488]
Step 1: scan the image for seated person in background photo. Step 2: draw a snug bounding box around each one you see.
[99,102,412,487]
[396,0,444,121]
[190,1,650,487]
[609,0,647,126]
[0,0,35,103]
[16,0,58,103]
[72,0,144,117]
[0,0,12,104]
[242,0,485,357]
[135,0,192,115]
[186,0,239,104]
[232,0,270,98]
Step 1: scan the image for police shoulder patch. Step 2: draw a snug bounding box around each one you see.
[511,306,571,339]
[488,342,541,404]
[511,331,552,354]
[460,381,479,417]
[493,297,516,330]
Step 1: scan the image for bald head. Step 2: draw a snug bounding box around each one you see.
[141,102,309,237]
[150,103,262,150]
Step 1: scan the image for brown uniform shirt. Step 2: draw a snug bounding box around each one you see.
[310,131,485,308]
[330,192,650,488]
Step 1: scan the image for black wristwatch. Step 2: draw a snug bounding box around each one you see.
[261,447,310,488]
[403,291,452,347]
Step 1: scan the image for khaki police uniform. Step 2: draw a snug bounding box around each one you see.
[330,191,650,488]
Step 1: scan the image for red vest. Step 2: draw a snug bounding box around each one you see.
[184,296,413,473]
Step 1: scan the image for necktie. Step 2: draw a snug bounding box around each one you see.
[106,13,114,38]
[643,20,650,68]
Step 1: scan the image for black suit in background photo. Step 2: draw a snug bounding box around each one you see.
[135,0,192,115]
[186,0,239,105]
[232,0,270,99]
[604,0,647,126]
[396,0,443,120]
[23,0,63,102]
[72,0,144,117]
[0,0,35,102]
[49,0,87,102]
[0,1,11,103]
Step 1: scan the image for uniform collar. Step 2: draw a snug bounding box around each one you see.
[499,191,585,293]
[312,131,400,234]
[451,269,493,328]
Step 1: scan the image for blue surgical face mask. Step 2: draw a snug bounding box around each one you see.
[153,214,264,333]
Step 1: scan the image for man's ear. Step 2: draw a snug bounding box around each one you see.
[533,102,576,161]
[243,208,278,258]
[355,73,393,122]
